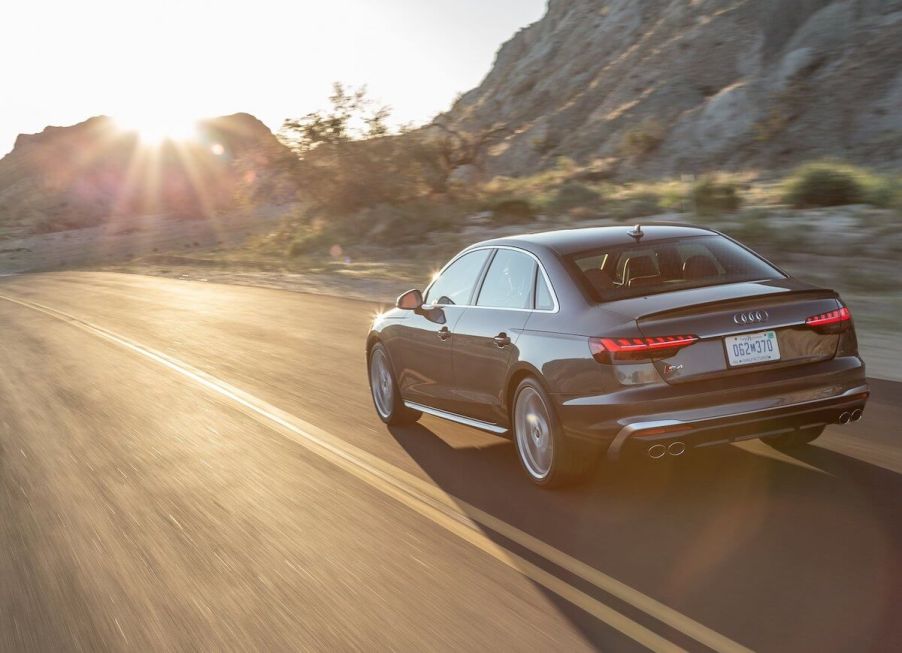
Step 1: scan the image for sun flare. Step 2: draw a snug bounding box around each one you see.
[113,112,200,145]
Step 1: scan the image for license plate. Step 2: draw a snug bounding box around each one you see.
[725,330,781,366]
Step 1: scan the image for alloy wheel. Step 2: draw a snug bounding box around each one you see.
[369,348,394,419]
[515,386,553,480]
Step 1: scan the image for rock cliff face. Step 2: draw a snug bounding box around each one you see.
[0,114,295,237]
[440,0,902,178]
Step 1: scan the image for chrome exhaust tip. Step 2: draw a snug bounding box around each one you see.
[668,442,686,457]
[851,409,863,422]
[839,412,851,425]
[648,444,667,460]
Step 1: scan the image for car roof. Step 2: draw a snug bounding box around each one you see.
[470,224,719,257]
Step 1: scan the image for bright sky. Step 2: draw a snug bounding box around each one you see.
[0,0,546,156]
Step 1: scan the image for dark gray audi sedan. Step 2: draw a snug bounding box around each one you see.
[366,225,869,487]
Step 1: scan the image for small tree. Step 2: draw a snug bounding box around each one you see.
[277,83,447,214]
[279,83,392,155]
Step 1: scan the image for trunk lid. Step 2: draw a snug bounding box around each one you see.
[604,279,844,384]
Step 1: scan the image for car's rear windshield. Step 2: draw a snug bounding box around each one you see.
[567,235,784,302]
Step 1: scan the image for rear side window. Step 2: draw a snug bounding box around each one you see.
[477,249,537,309]
[570,235,783,301]
[426,249,491,305]
[535,271,555,311]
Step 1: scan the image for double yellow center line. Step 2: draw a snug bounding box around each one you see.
[0,292,752,653]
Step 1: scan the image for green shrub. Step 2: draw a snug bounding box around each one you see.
[692,178,741,215]
[548,182,601,212]
[782,162,865,208]
[861,175,902,211]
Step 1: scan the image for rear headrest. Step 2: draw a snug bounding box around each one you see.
[624,255,657,283]
[682,255,719,280]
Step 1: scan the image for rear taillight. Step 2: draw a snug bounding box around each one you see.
[806,306,851,332]
[589,335,699,363]
[806,306,850,326]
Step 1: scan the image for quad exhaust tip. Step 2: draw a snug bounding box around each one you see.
[647,442,686,459]
[839,412,851,424]
[668,442,686,456]
[851,409,863,422]
[648,444,667,459]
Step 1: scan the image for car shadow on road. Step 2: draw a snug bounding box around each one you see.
[386,421,902,652]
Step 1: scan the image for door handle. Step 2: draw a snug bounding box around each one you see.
[438,326,451,341]
[493,332,511,347]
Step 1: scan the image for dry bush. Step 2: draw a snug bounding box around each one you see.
[691,177,741,215]
[620,119,666,158]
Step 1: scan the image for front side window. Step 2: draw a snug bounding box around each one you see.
[477,249,537,309]
[570,235,783,301]
[425,249,491,306]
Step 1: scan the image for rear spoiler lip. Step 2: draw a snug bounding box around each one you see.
[632,286,840,322]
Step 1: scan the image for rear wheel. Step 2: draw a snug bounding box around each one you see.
[761,425,825,451]
[368,343,420,425]
[512,377,596,487]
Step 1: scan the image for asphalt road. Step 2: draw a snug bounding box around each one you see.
[1,271,899,652]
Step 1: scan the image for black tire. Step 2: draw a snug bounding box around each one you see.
[761,425,825,451]
[368,343,421,426]
[512,377,597,487]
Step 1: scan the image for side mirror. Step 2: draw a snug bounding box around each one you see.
[396,289,424,311]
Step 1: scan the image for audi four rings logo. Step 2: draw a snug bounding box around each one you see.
[733,310,769,325]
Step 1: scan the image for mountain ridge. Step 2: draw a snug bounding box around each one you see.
[0,112,296,238]
[439,0,902,178]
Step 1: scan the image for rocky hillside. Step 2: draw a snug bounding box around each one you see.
[440,0,902,179]
[0,113,296,238]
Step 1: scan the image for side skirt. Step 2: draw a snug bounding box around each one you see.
[404,401,509,435]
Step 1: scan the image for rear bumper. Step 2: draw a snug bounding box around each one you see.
[551,356,868,459]
[605,384,869,460]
